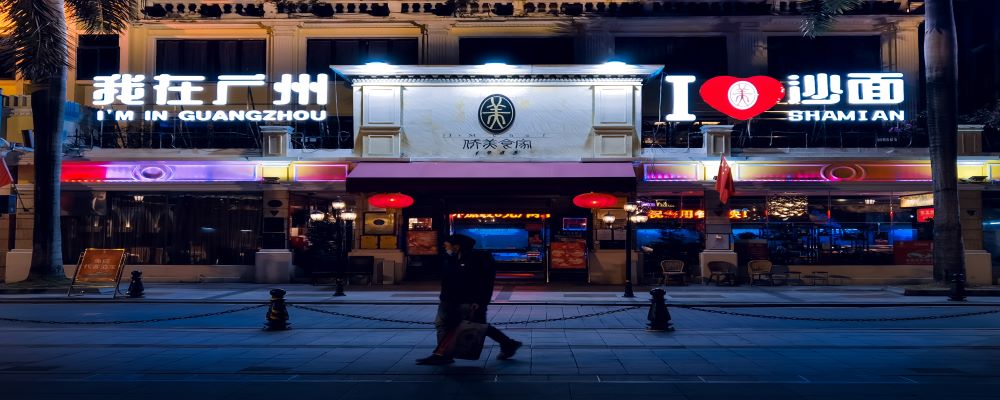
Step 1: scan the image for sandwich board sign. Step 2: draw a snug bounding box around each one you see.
[67,248,127,298]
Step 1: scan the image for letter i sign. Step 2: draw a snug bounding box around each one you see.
[699,76,785,120]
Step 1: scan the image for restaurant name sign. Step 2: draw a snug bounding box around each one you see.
[90,73,329,122]
[665,72,906,122]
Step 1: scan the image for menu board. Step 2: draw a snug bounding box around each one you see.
[894,240,933,265]
[407,231,439,255]
[550,240,587,269]
[68,248,127,297]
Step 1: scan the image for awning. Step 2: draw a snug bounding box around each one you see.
[347,162,637,194]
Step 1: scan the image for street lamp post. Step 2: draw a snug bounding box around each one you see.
[623,214,635,298]
[622,202,648,299]
[331,200,354,297]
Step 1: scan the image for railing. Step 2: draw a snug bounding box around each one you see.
[68,116,354,150]
[137,0,918,20]
[640,117,931,149]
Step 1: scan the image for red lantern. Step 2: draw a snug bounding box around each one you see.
[368,193,415,209]
[573,192,618,209]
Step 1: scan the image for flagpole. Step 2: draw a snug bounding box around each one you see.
[10,183,29,212]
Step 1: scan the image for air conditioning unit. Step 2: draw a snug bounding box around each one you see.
[260,125,292,157]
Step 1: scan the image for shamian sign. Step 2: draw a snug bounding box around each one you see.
[90,73,329,122]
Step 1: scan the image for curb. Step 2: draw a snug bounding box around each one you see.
[0,299,998,307]
[904,289,1000,297]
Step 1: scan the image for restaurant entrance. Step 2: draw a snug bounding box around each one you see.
[401,195,592,282]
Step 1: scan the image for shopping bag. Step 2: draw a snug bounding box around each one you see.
[440,320,488,360]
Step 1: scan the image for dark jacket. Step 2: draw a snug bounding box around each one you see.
[440,250,496,305]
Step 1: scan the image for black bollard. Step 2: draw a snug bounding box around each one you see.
[126,270,145,298]
[264,288,291,331]
[647,288,674,331]
[333,277,346,297]
[948,271,967,302]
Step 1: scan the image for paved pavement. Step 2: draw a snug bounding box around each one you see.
[1,301,999,399]
[2,282,999,305]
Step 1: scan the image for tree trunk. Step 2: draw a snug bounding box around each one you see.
[924,0,964,281]
[26,0,69,282]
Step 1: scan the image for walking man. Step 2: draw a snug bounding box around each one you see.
[416,234,523,365]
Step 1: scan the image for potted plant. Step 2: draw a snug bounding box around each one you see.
[958,100,1000,154]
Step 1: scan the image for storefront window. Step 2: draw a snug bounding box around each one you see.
[735,36,925,149]
[982,193,1000,276]
[155,40,266,76]
[636,196,706,278]
[76,34,120,80]
[731,194,923,266]
[459,37,575,64]
[61,193,262,265]
[617,37,729,149]
[306,39,418,75]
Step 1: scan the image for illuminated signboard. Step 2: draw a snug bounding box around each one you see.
[664,72,906,122]
[450,213,551,220]
[917,207,935,222]
[91,69,906,124]
[647,209,750,220]
[900,193,934,208]
[90,73,329,122]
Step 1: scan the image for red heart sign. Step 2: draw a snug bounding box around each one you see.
[699,76,785,120]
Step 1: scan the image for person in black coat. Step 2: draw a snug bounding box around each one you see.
[416,234,522,365]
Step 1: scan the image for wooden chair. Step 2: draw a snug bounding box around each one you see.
[758,264,791,286]
[747,259,772,286]
[660,260,686,286]
[705,261,736,286]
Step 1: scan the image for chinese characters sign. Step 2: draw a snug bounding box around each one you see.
[90,73,329,122]
[646,209,750,220]
[451,213,551,220]
[662,72,906,122]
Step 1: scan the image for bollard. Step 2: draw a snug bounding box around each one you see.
[647,288,674,332]
[949,271,967,302]
[333,277,346,297]
[125,270,145,298]
[264,288,291,331]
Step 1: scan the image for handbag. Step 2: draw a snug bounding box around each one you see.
[438,306,488,360]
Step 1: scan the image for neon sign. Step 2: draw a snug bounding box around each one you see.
[698,76,785,120]
[451,213,551,220]
[646,209,750,220]
[90,73,329,122]
[917,208,934,222]
[662,72,906,122]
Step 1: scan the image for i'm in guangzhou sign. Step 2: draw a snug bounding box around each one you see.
[89,70,906,124]
[90,73,330,122]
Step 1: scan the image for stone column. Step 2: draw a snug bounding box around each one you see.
[727,22,768,76]
[424,23,459,65]
[881,21,922,121]
[959,190,993,285]
[267,24,301,80]
[256,189,293,284]
[700,189,738,283]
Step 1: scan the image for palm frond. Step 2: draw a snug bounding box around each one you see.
[66,0,137,33]
[800,0,868,38]
[0,0,69,82]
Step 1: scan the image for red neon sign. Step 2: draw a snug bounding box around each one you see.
[646,209,749,220]
[699,76,785,120]
[450,213,551,220]
[917,208,934,222]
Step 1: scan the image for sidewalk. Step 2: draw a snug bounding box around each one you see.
[2,282,999,305]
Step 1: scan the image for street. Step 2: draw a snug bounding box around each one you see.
[1,301,998,399]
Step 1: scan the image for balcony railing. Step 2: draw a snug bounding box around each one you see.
[138,1,920,20]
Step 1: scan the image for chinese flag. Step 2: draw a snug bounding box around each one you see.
[0,158,13,188]
[715,155,735,204]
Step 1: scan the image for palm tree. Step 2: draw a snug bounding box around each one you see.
[802,0,965,295]
[0,1,136,283]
